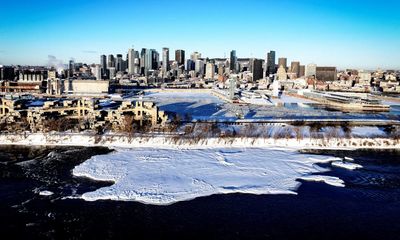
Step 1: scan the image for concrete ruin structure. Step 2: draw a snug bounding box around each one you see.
[0,96,168,132]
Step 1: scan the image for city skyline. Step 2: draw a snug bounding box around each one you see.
[1,0,400,69]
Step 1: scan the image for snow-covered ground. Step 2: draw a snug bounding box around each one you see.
[272,94,317,104]
[351,126,386,137]
[142,91,234,121]
[137,90,399,122]
[0,129,398,149]
[72,148,352,205]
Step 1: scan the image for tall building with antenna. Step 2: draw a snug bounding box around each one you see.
[162,48,170,75]
[128,48,135,74]
[230,50,237,73]
[266,51,276,75]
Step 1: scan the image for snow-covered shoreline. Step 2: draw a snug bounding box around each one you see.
[0,132,399,150]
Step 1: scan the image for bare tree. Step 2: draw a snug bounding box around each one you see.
[122,115,136,139]
[341,123,352,138]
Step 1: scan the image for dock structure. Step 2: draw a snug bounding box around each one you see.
[302,91,390,112]
[0,96,168,132]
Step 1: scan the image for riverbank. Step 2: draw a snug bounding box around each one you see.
[0,132,399,150]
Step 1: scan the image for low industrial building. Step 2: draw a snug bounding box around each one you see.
[0,95,168,132]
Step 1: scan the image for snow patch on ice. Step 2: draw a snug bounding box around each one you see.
[72,148,349,205]
[39,190,54,196]
[332,161,363,170]
[344,157,354,161]
[298,175,345,187]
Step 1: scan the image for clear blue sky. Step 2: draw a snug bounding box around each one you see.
[0,0,399,69]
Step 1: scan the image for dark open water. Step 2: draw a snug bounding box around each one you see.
[0,146,400,240]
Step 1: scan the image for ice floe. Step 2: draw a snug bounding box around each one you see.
[72,148,355,205]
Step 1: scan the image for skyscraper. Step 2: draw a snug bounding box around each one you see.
[195,60,204,75]
[146,49,159,71]
[290,61,300,78]
[116,54,123,72]
[175,50,185,66]
[299,65,305,77]
[251,58,263,82]
[140,48,147,75]
[100,55,107,71]
[278,58,287,69]
[68,59,75,77]
[230,50,237,73]
[205,62,215,79]
[152,50,159,70]
[128,48,135,74]
[186,59,195,72]
[108,67,116,79]
[100,55,107,79]
[266,51,276,75]
[162,48,170,75]
[277,65,287,81]
[133,50,140,74]
[190,52,201,61]
[108,55,115,68]
[93,64,102,80]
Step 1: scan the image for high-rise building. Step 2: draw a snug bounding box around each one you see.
[278,58,287,69]
[299,65,305,77]
[218,65,225,76]
[133,50,140,74]
[305,64,317,77]
[151,49,159,70]
[140,48,147,75]
[108,67,116,79]
[230,50,237,73]
[186,59,195,72]
[128,48,135,74]
[205,62,215,79]
[68,60,75,77]
[125,53,129,72]
[290,61,300,78]
[100,55,107,79]
[316,67,337,81]
[146,49,159,71]
[175,50,185,66]
[162,48,170,75]
[92,64,102,80]
[116,54,123,72]
[277,65,287,81]
[108,55,115,68]
[190,52,201,61]
[266,51,276,75]
[100,55,107,71]
[195,60,204,75]
[251,58,263,82]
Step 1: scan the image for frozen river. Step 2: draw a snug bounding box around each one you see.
[1,146,400,239]
[136,91,400,122]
